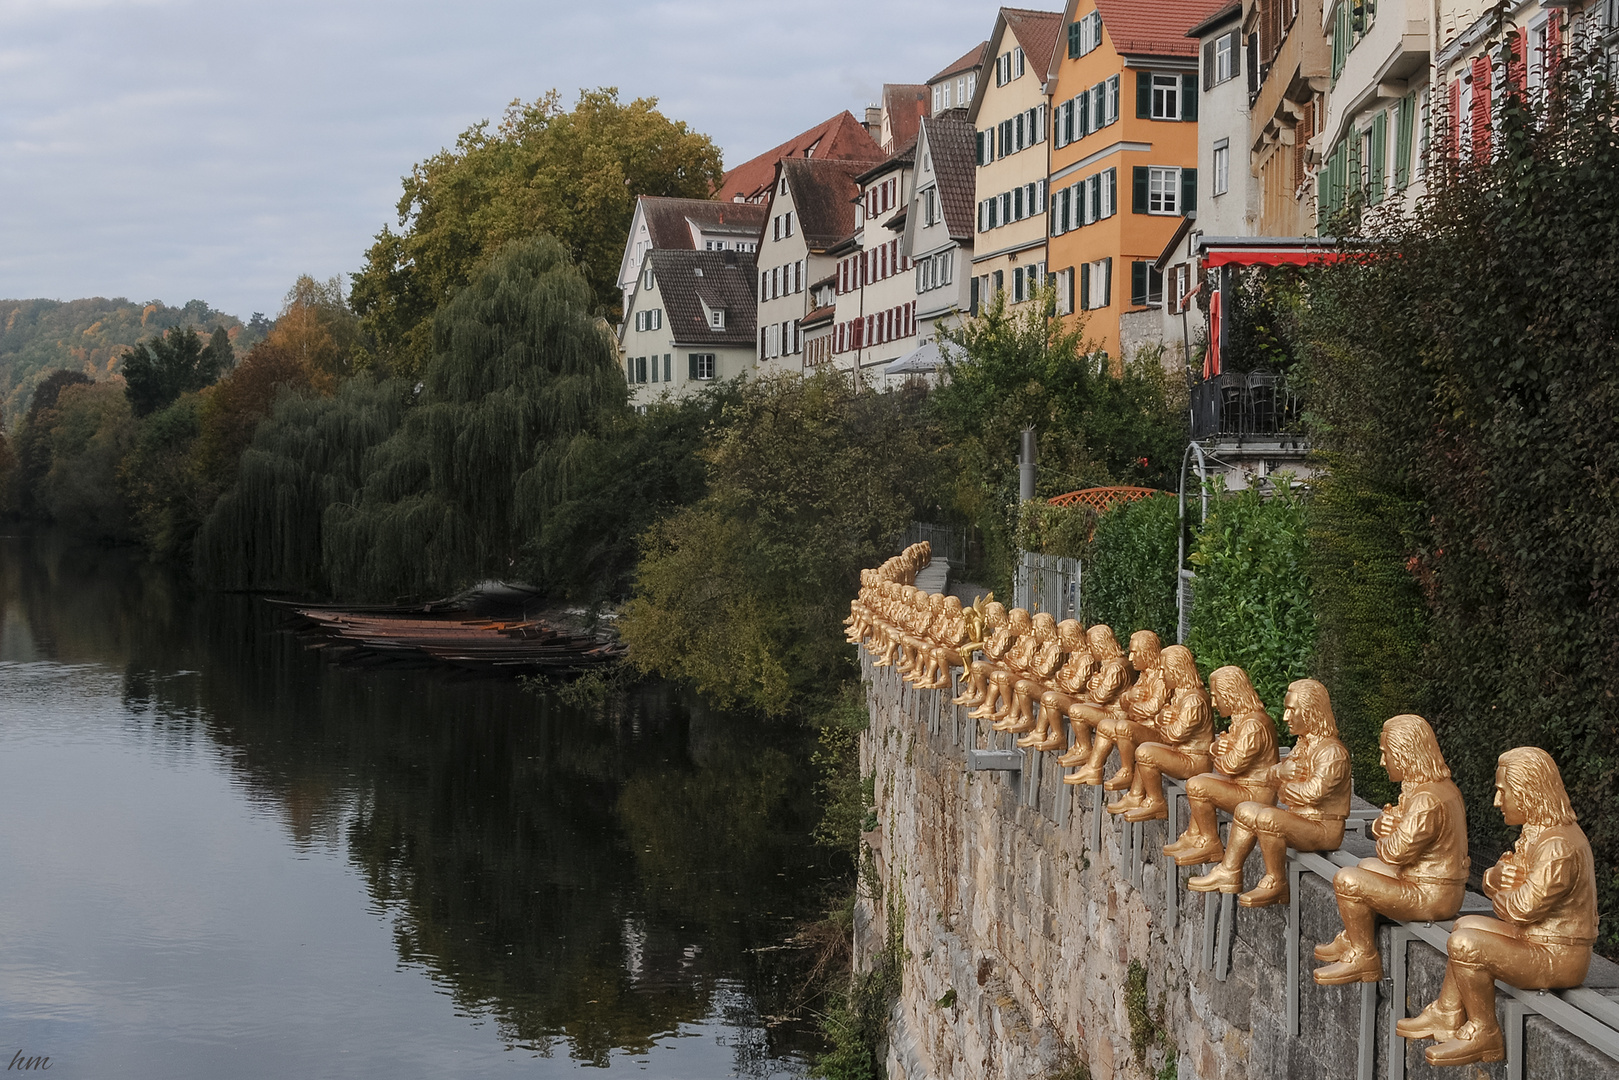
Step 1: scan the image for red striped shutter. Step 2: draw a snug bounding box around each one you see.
[1470,55,1492,160]
[1547,12,1562,78]
[1507,29,1527,99]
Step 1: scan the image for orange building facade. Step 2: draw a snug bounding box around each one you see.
[1046,0,1214,362]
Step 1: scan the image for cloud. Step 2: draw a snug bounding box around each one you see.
[0,0,1005,318]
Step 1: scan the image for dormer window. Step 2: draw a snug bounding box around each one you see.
[709,309,726,330]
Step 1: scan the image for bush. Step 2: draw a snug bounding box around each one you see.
[1015,499,1095,560]
[1084,493,1179,648]
[1185,481,1315,721]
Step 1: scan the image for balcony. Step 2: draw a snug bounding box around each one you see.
[1190,371,1304,441]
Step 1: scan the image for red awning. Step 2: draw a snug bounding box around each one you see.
[1202,248,1347,268]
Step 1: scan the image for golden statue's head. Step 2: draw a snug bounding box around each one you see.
[1496,746,1577,827]
[943,595,963,614]
[1282,679,1338,739]
[1160,645,1201,692]
[1057,619,1084,648]
[1087,625,1124,658]
[1007,607,1033,633]
[1128,630,1162,667]
[1032,612,1057,640]
[1380,714,1450,784]
[1208,666,1267,719]
[983,602,1008,627]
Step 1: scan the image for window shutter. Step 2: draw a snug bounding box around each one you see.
[1036,105,1046,143]
[1101,258,1112,307]
[1370,110,1387,203]
[1106,168,1117,216]
[1394,92,1414,189]
[1203,40,1216,91]
[1080,263,1091,310]
[1470,55,1492,160]
[970,276,979,316]
[1180,167,1197,214]
[1132,166,1148,213]
[1069,21,1082,58]
[1181,73,1198,120]
[1230,30,1241,76]
[1131,261,1147,306]
[1136,71,1152,118]
[688,354,699,380]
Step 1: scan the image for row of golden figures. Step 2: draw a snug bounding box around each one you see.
[848,546,1599,1069]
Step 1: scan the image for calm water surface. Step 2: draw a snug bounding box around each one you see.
[0,532,829,1078]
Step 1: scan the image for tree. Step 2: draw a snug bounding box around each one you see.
[321,235,629,601]
[262,275,358,379]
[122,325,230,417]
[620,371,948,715]
[349,88,725,380]
[932,289,1188,589]
[39,381,137,537]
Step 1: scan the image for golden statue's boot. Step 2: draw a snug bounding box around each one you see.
[1056,740,1089,767]
[1395,1000,1464,1042]
[1313,951,1383,985]
[1102,769,1133,792]
[1187,865,1243,894]
[1171,840,1225,867]
[1068,764,1106,786]
[1034,732,1067,752]
[1424,1021,1504,1067]
[1106,791,1141,815]
[1238,873,1289,908]
[1014,728,1043,747]
[1124,798,1167,823]
[1313,932,1353,963]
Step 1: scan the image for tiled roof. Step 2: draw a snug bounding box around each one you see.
[919,113,979,241]
[1186,0,1241,39]
[856,136,918,185]
[1003,7,1065,74]
[882,84,931,151]
[717,111,882,204]
[930,41,988,83]
[1093,0,1228,59]
[645,249,758,348]
[640,196,766,251]
[801,303,836,328]
[782,157,881,249]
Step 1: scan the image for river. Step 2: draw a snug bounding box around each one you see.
[0,531,831,1077]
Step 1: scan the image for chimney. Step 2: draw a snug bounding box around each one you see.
[865,105,882,140]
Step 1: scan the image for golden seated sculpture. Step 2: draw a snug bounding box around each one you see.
[1163,666,1279,867]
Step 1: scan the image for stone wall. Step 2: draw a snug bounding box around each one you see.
[854,658,1619,1080]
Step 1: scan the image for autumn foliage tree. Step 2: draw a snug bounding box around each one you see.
[122,325,232,417]
[349,88,724,379]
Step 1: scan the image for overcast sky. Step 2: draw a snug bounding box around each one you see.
[0,0,1003,320]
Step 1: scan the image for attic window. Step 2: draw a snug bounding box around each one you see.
[693,266,704,277]
[709,309,726,329]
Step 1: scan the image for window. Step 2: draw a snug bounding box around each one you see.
[922,187,938,226]
[1151,73,1179,119]
[1068,12,1103,58]
[996,52,1013,85]
[641,263,654,289]
[1213,141,1230,195]
[1107,75,1120,124]
[1015,48,1025,78]
[1055,267,1075,315]
[689,353,716,381]
[1080,258,1112,310]
[1134,166,1192,215]
[1129,261,1164,307]
[783,211,794,237]
[633,308,663,332]
[709,308,725,329]
[1215,32,1235,83]
[635,356,647,383]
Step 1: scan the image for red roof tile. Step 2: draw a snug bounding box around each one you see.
[639,196,766,251]
[1003,7,1065,74]
[780,157,882,249]
[930,42,988,84]
[919,114,979,242]
[1093,0,1230,59]
[716,111,882,204]
[882,85,931,152]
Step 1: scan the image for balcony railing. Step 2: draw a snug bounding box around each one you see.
[1190,371,1304,440]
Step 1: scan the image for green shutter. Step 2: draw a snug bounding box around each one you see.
[1181,73,1198,120]
[1131,261,1147,306]
[1137,71,1152,118]
[1133,166,1148,213]
[1180,167,1197,214]
[688,354,698,380]
[1080,263,1090,309]
[1394,92,1414,189]
[1069,21,1081,58]
[1370,111,1387,204]
[1203,40,1216,91]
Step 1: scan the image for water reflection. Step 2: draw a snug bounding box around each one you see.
[0,531,829,1076]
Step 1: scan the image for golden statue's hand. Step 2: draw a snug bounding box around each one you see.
[1496,859,1526,891]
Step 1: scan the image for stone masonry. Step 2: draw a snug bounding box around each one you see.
[853,658,1619,1080]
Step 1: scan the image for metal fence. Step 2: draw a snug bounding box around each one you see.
[900,522,969,568]
[1190,371,1304,440]
[1013,552,1082,621]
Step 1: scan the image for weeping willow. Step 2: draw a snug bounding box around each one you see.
[322,235,628,600]
[194,378,410,593]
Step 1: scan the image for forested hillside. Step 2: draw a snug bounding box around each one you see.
[0,298,263,427]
